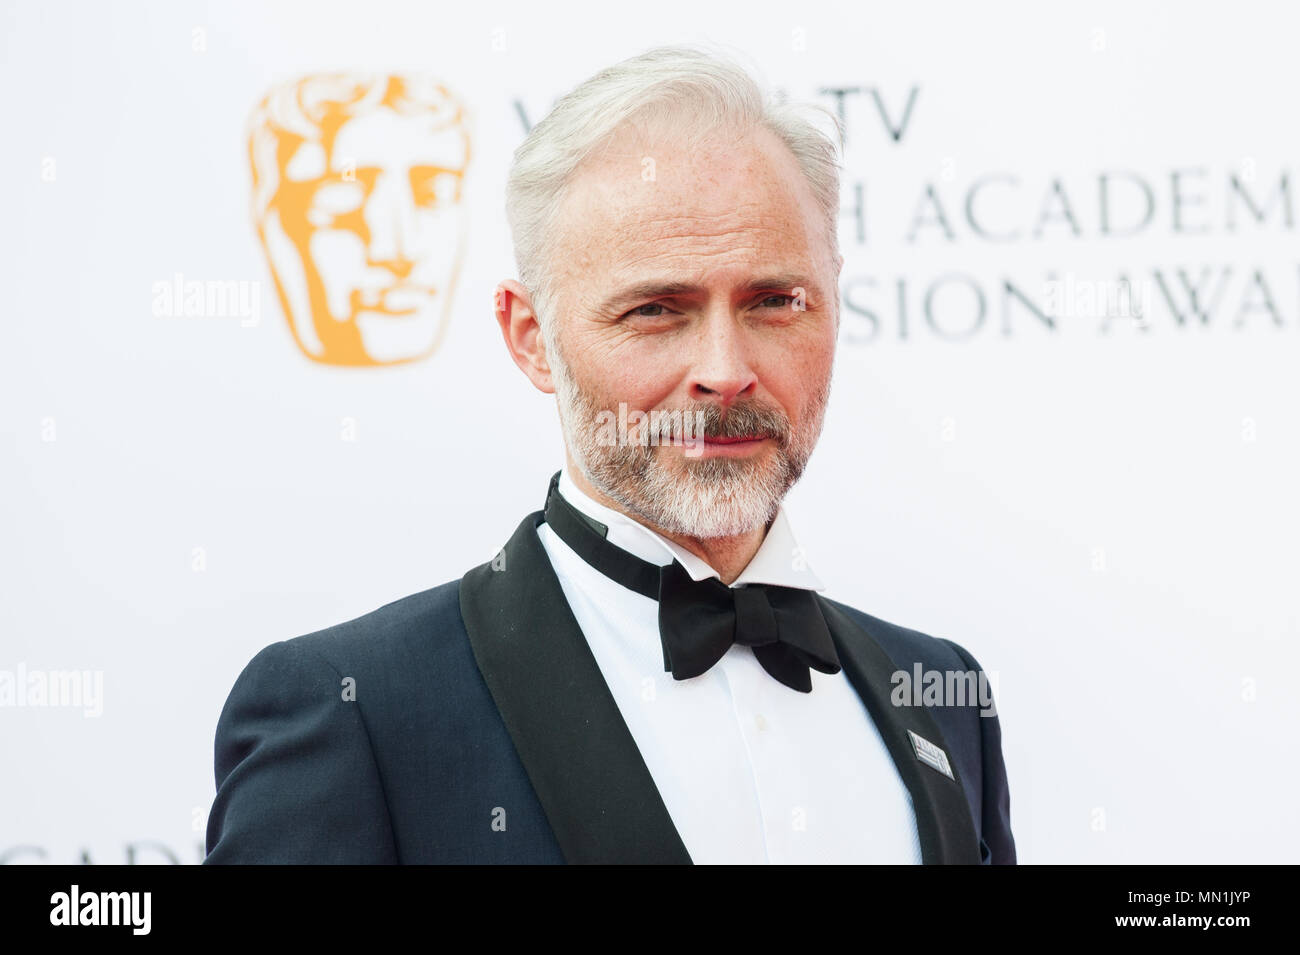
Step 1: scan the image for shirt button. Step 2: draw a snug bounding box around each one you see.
[755,714,768,731]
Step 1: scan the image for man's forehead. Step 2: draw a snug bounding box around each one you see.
[556,123,819,272]
[576,122,799,206]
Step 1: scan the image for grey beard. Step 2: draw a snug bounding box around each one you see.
[549,339,829,540]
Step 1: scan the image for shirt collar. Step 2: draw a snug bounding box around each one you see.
[557,465,826,591]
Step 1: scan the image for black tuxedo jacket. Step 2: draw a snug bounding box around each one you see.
[204,473,1015,864]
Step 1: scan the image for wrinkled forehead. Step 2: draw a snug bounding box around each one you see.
[554,120,824,274]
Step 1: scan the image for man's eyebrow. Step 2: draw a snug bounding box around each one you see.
[600,274,816,312]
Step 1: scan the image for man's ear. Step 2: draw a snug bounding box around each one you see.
[494,279,554,394]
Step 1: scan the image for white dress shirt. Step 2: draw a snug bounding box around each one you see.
[535,465,923,864]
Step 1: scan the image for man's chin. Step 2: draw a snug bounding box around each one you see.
[644,454,786,536]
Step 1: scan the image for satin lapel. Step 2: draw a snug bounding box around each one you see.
[458,508,692,864]
[816,597,983,864]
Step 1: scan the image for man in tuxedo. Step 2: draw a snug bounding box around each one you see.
[205,45,1015,865]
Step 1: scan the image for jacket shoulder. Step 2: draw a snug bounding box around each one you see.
[272,577,464,676]
[205,578,473,863]
[818,595,973,671]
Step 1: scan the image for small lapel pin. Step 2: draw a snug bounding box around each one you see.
[908,729,955,780]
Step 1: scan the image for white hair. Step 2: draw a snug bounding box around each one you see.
[504,43,844,355]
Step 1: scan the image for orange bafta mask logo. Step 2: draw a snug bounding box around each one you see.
[248,74,471,367]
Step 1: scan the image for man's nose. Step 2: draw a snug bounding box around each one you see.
[688,311,759,404]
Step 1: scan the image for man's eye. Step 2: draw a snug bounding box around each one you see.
[628,303,670,318]
[758,294,797,309]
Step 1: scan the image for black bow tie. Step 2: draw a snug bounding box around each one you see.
[541,472,841,693]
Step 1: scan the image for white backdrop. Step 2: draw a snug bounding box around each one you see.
[3,0,1297,864]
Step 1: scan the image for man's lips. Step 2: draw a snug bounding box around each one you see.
[661,433,774,445]
[689,434,775,457]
